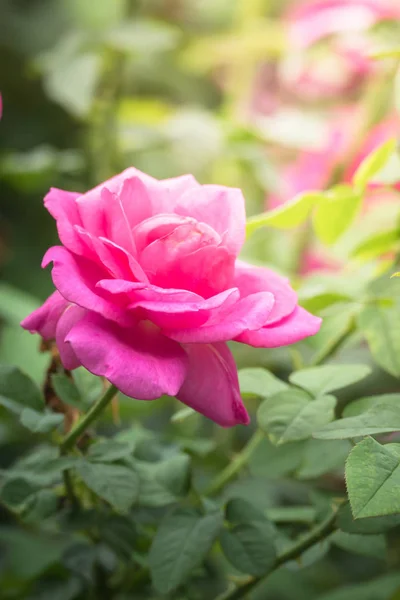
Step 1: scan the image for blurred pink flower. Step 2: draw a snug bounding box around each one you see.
[283,0,400,99]
[21,167,321,427]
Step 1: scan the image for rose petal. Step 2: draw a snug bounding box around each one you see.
[129,287,240,329]
[43,246,132,326]
[66,312,188,399]
[20,291,68,340]
[164,291,274,343]
[177,342,250,427]
[44,188,86,255]
[236,306,322,348]
[234,261,298,325]
[175,184,246,256]
[56,305,86,370]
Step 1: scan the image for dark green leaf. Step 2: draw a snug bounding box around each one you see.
[220,521,276,576]
[0,478,36,509]
[331,530,387,559]
[76,461,139,512]
[63,542,96,582]
[337,502,400,534]
[149,508,222,593]
[0,364,44,413]
[318,573,400,600]
[135,454,190,507]
[87,439,135,463]
[225,498,267,524]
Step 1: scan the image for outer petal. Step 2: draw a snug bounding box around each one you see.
[177,342,250,427]
[234,261,297,325]
[164,291,274,343]
[66,312,188,399]
[43,246,133,326]
[20,291,68,340]
[174,184,246,256]
[44,188,87,256]
[55,305,86,370]
[236,306,322,348]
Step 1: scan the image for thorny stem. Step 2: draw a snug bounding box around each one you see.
[221,508,338,600]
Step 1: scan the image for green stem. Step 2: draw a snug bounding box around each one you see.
[63,469,78,509]
[222,508,338,600]
[61,384,118,453]
[204,429,264,497]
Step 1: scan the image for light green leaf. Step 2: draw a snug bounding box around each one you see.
[353,138,397,190]
[312,185,362,245]
[351,229,400,261]
[220,521,276,576]
[238,367,288,398]
[246,191,322,236]
[51,373,86,410]
[296,439,351,479]
[343,393,400,418]
[346,437,400,518]
[308,303,358,367]
[315,404,400,439]
[0,364,44,414]
[20,408,64,433]
[257,390,336,445]
[149,508,222,593]
[76,461,139,512]
[290,364,370,397]
[170,406,197,423]
[357,302,400,377]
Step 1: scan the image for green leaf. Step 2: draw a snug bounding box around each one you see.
[225,498,267,524]
[289,364,371,397]
[220,521,276,576]
[170,406,197,423]
[296,439,351,479]
[63,542,96,583]
[346,437,400,518]
[353,138,397,190]
[20,408,64,433]
[76,461,139,512]
[343,393,400,418]
[0,364,44,414]
[0,478,36,510]
[0,527,68,579]
[238,367,288,398]
[351,228,400,261]
[314,404,400,439]
[317,574,400,600]
[266,506,316,524]
[87,439,135,463]
[72,367,104,405]
[246,191,322,236]
[308,303,358,367]
[27,577,83,600]
[135,454,191,507]
[149,508,222,593]
[51,373,86,410]
[357,302,400,377]
[331,531,387,559]
[337,502,400,534]
[312,185,362,245]
[257,390,336,445]
[249,438,306,478]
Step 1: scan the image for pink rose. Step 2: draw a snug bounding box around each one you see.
[21,168,321,426]
[283,0,400,99]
